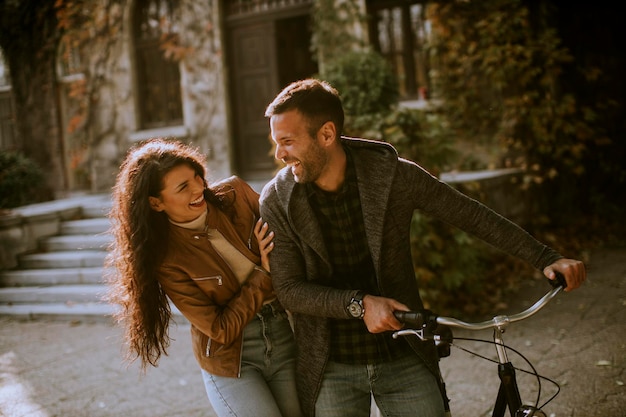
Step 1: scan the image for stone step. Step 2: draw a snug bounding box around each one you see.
[40,234,112,252]
[0,284,107,304]
[17,250,107,269]
[0,302,117,323]
[60,218,111,235]
[0,194,116,323]
[81,196,112,219]
[0,267,106,287]
[0,299,185,323]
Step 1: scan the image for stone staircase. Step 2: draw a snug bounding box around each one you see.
[0,197,116,322]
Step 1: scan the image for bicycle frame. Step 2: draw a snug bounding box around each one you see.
[393,277,565,417]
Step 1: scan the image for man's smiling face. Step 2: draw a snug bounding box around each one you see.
[270,109,328,184]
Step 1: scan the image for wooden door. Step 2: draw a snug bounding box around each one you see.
[227,21,279,180]
[226,5,317,181]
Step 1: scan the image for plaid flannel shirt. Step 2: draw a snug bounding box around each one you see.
[307,149,411,364]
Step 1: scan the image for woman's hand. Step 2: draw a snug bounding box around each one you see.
[254,218,274,272]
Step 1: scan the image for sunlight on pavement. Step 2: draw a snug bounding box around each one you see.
[0,351,50,417]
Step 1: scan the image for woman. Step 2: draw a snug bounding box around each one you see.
[106,138,302,417]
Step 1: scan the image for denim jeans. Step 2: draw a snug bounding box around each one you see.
[202,306,302,417]
[315,353,445,417]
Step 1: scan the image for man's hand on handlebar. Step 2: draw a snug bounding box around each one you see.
[362,295,408,333]
[543,258,586,292]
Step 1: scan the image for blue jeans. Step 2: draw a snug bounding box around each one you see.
[201,306,302,417]
[315,354,445,417]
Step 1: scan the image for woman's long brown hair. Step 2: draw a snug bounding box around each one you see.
[105,138,227,370]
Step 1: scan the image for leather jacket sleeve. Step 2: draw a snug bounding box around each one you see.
[159,265,274,346]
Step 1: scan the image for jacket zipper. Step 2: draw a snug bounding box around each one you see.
[194,275,223,285]
[201,233,231,359]
[240,215,254,376]
[237,331,244,377]
[247,214,256,249]
[204,333,244,379]
[202,215,253,374]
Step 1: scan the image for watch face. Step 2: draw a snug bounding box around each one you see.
[349,301,363,317]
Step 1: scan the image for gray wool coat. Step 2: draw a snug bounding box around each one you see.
[259,137,562,417]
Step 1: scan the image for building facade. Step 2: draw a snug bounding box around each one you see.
[1,0,432,193]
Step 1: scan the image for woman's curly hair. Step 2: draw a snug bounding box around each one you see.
[105,138,228,370]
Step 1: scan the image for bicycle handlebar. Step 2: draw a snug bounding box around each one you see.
[394,273,567,333]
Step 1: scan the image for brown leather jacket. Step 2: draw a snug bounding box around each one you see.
[158,176,275,377]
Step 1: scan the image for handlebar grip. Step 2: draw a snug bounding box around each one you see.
[394,310,426,327]
[548,271,567,289]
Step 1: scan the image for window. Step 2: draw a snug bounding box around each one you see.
[57,37,84,79]
[0,49,17,150]
[0,49,10,87]
[367,0,431,101]
[133,0,183,129]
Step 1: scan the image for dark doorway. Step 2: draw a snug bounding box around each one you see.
[275,15,318,88]
[226,7,317,181]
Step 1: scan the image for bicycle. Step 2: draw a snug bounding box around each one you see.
[393,273,568,417]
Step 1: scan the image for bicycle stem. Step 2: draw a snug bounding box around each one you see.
[494,328,509,363]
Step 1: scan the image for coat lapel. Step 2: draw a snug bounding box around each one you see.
[288,183,331,268]
[348,140,396,275]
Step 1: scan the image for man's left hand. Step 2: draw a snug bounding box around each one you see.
[543,258,586,291]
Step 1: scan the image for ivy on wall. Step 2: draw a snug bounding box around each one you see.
[427,0,603,226]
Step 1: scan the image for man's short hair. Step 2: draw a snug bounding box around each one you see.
[265,78,344,139]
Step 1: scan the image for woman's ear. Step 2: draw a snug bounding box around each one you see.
[149,196,164,212]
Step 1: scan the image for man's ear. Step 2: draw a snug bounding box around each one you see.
[149,196,164,212]
[318,121,337,146]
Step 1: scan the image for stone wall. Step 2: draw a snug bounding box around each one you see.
[86,0,230,192]
[441,168,530,227]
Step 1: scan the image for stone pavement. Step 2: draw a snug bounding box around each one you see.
[1,246,624,417]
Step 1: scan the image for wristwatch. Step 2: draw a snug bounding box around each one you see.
[347,291,365,319]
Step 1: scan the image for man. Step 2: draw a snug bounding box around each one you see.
[259,78,586,417]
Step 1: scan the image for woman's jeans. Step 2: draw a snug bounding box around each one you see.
[315,353,446,417]
[201,305,302,417]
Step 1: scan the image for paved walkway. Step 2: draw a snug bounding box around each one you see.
[1,247,624,417]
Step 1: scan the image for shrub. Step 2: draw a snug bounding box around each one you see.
[0,150,45,209]
[320,49,399,116]
[428,0,613,226]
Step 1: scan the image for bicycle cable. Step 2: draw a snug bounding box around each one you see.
[450,336,561,410]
